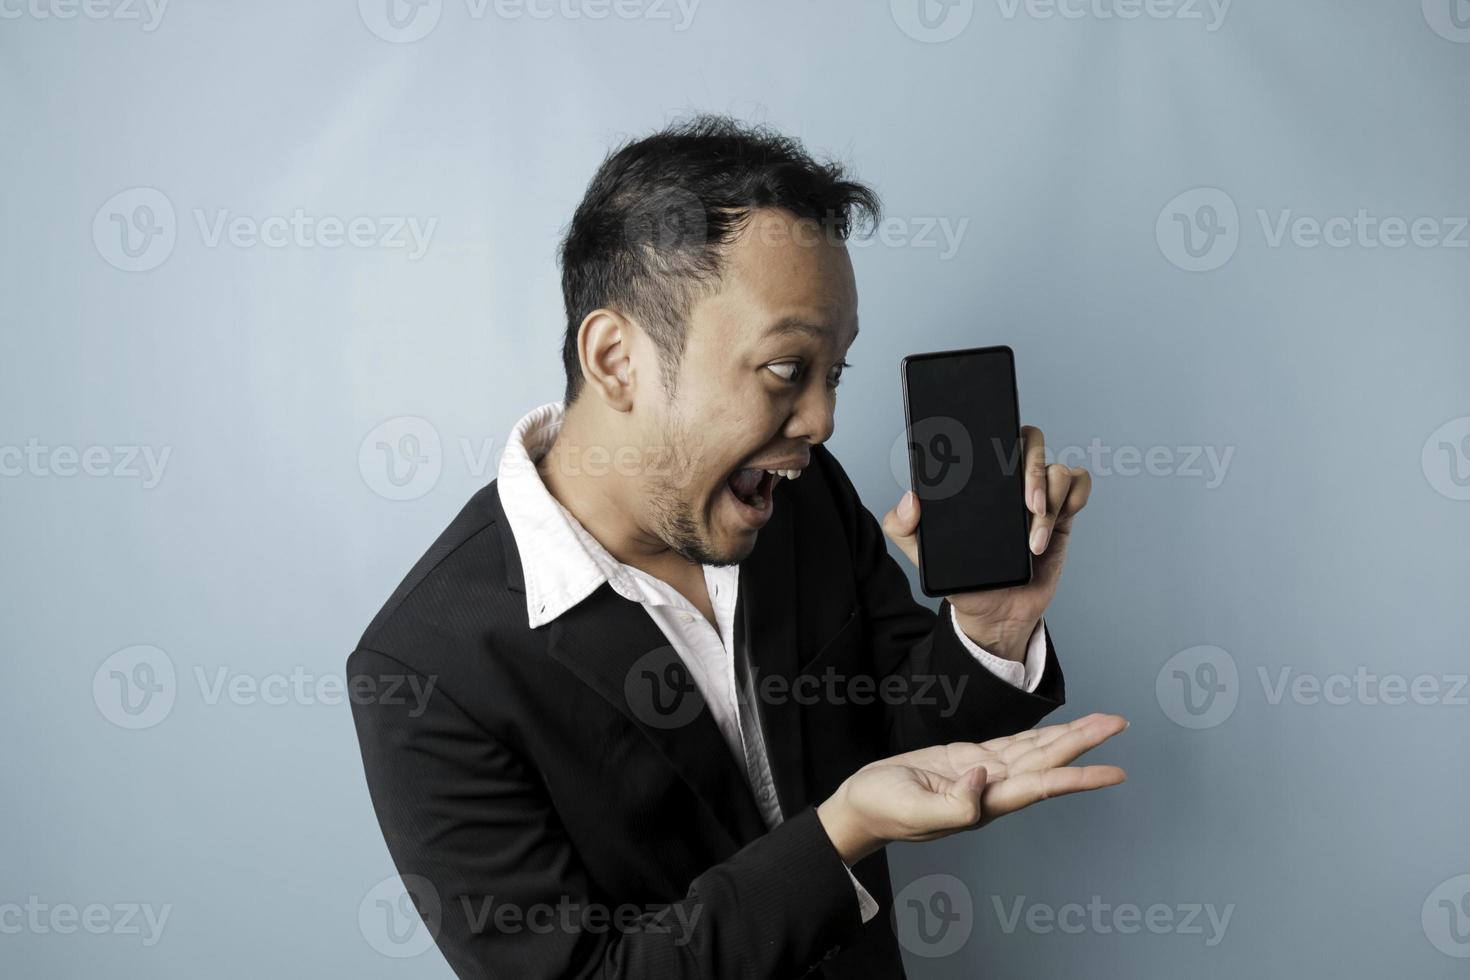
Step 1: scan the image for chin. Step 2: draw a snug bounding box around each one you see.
[715,535,758,566]
[679,510,756,567]
[681,525,755,567]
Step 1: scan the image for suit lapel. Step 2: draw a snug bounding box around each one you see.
[490,482,769,847]
[738,485,809,819]
[544,586,771,849]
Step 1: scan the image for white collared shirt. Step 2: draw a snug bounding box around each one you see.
[496,401,1048,923]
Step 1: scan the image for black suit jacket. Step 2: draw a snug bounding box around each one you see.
[348,444,1065,979]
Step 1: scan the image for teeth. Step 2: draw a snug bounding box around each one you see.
[763,468,802,481]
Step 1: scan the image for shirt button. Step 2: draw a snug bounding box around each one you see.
[679,613,693,623]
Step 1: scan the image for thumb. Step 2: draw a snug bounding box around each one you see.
[882,491,921,566]
[938,765,988,829]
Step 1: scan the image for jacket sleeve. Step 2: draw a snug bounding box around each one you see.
[815,447,1067,754]
[347,646,863,980]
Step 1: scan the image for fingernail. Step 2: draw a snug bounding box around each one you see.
[1030,526,1049,554]
[899,491,916,520]
[1030,488,1044,515]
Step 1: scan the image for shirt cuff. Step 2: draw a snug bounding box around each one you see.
[949,607,1048,694]
[846,867,881,923]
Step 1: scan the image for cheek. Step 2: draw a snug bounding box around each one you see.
[668,378,787,481]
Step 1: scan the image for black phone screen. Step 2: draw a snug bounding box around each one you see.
[901,346,1032,596]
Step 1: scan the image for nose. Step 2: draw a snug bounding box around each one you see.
[782,383,835,446]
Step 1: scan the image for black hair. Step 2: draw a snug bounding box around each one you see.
[557,114,880,403]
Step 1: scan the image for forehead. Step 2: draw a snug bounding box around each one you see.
[692,208,859,349]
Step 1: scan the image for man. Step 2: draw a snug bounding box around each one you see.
[348,115,1126,979]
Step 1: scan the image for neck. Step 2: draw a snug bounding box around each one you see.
[537,401,691,577]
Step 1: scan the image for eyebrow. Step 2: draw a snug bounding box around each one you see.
[764,316,860,344]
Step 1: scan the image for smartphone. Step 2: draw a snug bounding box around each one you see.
[900,345,1032,596]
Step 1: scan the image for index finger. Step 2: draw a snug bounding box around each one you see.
[1020,425,1047,516]
[980,764,1127,822]
[1010,714,1129,774]
[975,712,1111,754]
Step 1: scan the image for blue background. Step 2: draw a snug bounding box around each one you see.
[3,0,1468,975]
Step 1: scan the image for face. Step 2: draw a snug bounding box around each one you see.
[632,208,859,565]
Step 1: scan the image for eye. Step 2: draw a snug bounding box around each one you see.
[765,361,802,383]
[828,360,851,389]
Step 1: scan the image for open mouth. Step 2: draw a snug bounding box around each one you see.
[724,467,788,528]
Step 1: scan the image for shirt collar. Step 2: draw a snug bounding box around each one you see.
[496,401,658,627]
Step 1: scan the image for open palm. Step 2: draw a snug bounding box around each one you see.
[838,713,1127,847]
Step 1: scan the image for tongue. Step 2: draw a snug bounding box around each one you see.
[729,467,763,499]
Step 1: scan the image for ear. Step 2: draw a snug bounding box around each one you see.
[575,308,637,411]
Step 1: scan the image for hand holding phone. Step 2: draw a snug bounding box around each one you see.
[900,345,1032,596]
[889,344,1094,663]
